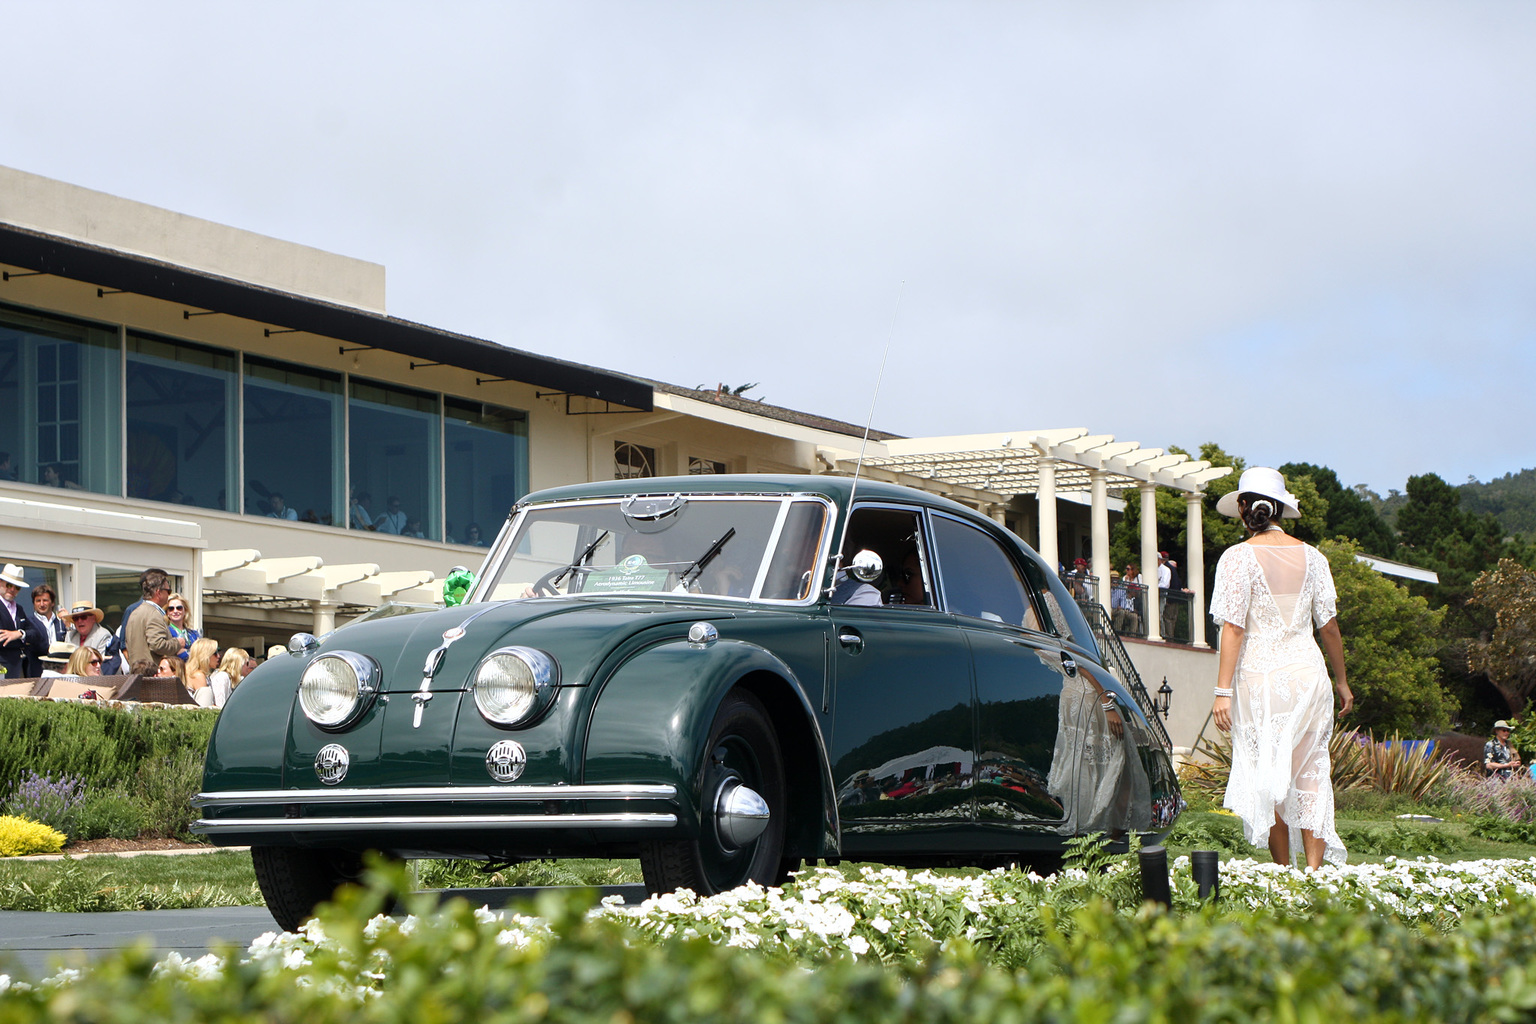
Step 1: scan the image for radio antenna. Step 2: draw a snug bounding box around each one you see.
[831,280,904,589]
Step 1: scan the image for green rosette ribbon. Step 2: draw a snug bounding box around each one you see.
[442,566,477,607]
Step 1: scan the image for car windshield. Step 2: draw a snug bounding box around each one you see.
[470,495,832,603]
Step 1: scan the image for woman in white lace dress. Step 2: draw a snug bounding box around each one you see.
[1210,467,1353,868]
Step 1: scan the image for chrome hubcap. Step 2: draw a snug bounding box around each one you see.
[713,776,769,850]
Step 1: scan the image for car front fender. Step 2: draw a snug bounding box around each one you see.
[582,637,838,855]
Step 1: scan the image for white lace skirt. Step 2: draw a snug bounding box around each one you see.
[1223,656,1346,865]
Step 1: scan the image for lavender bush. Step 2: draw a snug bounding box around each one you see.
[3,770,84,838]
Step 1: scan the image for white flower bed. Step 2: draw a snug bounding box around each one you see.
[595,857,1536,960]
[7,855,1536,991]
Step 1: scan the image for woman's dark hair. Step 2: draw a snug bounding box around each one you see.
[1238,492,1282,532]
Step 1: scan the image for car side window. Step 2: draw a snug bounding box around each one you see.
[931,515,1034,628]
[836,505,934,608]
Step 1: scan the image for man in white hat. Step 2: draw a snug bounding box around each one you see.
[65,602,113,657]
[0,563,46,678]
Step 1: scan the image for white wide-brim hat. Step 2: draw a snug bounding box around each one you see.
[1215,467,1301,519]
[0,563,26,588]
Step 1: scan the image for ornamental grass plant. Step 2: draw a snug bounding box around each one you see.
[1183,729,1451,799]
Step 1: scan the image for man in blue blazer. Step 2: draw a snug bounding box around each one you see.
[0,563,46,679]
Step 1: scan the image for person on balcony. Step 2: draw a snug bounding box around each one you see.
[1111,570,1142,634]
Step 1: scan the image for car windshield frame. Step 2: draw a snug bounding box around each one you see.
[467,492,837,606]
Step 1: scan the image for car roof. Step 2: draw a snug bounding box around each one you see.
[518,473,982,518]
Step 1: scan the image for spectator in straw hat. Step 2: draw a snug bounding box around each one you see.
[64,601,112,656]
[38,641,77,678]
[0,563,46,679]
[1485,721,1521,781]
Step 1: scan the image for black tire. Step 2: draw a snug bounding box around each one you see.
[640,690,787,896]
[251,846,371,932]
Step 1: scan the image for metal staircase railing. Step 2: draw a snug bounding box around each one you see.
[1084,604,1173,755]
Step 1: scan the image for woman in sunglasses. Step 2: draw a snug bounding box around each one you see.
[65,645,102,677]
[165,593,201,661]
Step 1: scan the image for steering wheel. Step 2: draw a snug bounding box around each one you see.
[531,567,569,597]
[532,565,595,597]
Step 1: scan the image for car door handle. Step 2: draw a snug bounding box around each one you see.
[838,628,864,653]
[1059,652,1078,677]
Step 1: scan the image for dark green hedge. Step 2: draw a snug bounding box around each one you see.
[0,699,215,794]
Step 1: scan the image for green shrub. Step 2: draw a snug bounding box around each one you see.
[134,748,208,840]
[1336,821,1464,855]
[1165,812,1258,855]
[73,789,146,841]
[0,700,215,796]
[0,815,65,857]
[1469,815,1536,844]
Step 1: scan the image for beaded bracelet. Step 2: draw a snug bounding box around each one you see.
[1213,686,1234,698]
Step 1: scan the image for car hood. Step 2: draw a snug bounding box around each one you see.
[320,596,741,691]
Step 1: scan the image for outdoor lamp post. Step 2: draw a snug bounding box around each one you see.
[1156,677,1173,719]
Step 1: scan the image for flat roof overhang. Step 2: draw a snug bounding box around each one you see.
[0,223,653,411]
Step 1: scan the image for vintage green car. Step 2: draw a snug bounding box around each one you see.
[194,475,1181,929]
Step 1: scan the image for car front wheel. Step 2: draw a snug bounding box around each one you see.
[640,689,787,896]
[251,846,372,932]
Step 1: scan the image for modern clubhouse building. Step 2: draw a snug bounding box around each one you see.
[0,165,1229,747]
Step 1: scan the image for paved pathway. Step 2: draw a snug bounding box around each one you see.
[0,885,649,979]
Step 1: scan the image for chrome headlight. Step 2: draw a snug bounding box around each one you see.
[472,646,559,727]
[299,652,380,730]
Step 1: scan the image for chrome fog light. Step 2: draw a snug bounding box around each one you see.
[473,646,559,727]
[299,652,380,730]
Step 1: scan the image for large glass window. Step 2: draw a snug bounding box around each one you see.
[349,379,440,539]
[0,304,121,494]
[444,398,526,547]
[243,356,343,524]
[126,333,237,510]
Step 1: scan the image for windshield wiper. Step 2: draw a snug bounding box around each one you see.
[549,531,610,590]
[676,528,736,590]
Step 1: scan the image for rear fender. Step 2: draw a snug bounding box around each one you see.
[583,638,838,857]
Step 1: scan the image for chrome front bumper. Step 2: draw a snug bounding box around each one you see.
[190,783,678,836]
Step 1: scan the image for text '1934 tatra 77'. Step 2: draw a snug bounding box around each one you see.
[194,475,1182,930]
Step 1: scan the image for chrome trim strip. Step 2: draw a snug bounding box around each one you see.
[192,812,678,834]
[192,783,677,808]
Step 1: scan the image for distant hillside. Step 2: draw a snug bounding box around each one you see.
[1461,468,1536,539]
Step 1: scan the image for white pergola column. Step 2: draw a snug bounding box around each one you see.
[1090,469,1111,612]
[1186,491,1208,648]
[1140,482,1162,642]
[312,600,336,636]
[1037,458,1058,572]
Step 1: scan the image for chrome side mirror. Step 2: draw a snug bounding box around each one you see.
[849,549,883,583]
[288,632,320,656]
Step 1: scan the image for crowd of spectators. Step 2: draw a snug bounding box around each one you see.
[0,563,267,708]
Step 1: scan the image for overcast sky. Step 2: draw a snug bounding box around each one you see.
[5,2,1533,494]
